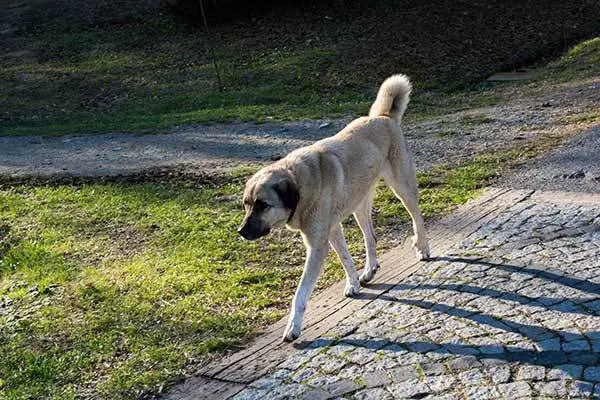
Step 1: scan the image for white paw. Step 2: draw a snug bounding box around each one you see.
[282,317,302,342]
[412,237,430,260]
[344,280,361,297]
[359,262,379,285]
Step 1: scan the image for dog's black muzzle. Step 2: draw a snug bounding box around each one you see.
[237,217,270,241]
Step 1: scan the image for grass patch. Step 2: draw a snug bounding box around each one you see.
[459,114,497,125]
[0,173,301,398]
[435,129,461,138]
[539,37,600,82]
[559,111,600,125]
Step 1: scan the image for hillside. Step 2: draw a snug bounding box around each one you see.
[1,0,599,135]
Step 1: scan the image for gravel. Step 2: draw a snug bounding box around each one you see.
[498,124,600,192]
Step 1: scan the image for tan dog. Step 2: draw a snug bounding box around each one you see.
[238,75,430,342]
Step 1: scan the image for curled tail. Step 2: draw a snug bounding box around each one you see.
[369,74,412,124]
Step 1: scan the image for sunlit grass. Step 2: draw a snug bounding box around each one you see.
[541,37,600,81]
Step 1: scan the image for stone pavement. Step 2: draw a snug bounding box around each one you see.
[165,189,600,399]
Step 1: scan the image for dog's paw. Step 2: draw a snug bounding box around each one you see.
[414,248,429,261]
[282,320,301,342]
[359,263,379,285]
[413,243,431,260]
[344,280,361,297]
[412,236,430,261]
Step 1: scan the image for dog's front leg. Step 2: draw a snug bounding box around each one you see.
[283,235,329,342]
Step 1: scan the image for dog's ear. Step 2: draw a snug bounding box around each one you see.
[274,178,299,214]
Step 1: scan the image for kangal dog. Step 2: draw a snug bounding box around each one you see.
[238,75,430,341]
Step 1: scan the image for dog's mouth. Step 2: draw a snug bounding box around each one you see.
[237,225,271,241]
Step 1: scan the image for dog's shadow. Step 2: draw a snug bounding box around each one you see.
[294,257,600,382]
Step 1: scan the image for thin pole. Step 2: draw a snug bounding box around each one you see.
[199,0,223,92]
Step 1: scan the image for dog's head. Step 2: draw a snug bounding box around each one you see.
[238,170,299,241]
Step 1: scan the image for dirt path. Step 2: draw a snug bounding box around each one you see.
[498,123,600,192]
[2,78,599,178]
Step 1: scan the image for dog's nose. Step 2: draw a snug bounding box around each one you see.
[238,225,254,240]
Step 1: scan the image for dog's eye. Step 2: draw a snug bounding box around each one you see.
[254,199,270,210]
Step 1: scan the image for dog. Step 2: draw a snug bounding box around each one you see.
[238,74,430,342]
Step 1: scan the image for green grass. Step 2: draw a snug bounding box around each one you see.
[559,112,600,125]
[3,27,596,136]
[2,0,599,136]
[0,156,503,398]
[458,114,497,125]
[0,25,501,137]
[0,30,373,136]
[539,37,600,82]
[0,174,299,398]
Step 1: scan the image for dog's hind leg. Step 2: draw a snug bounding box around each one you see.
[354,194,380,284]
[382,153,430,260]
[329,224,360,297]
[283,234,329,342]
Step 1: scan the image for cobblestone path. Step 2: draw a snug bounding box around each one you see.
[230,195,600,399]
